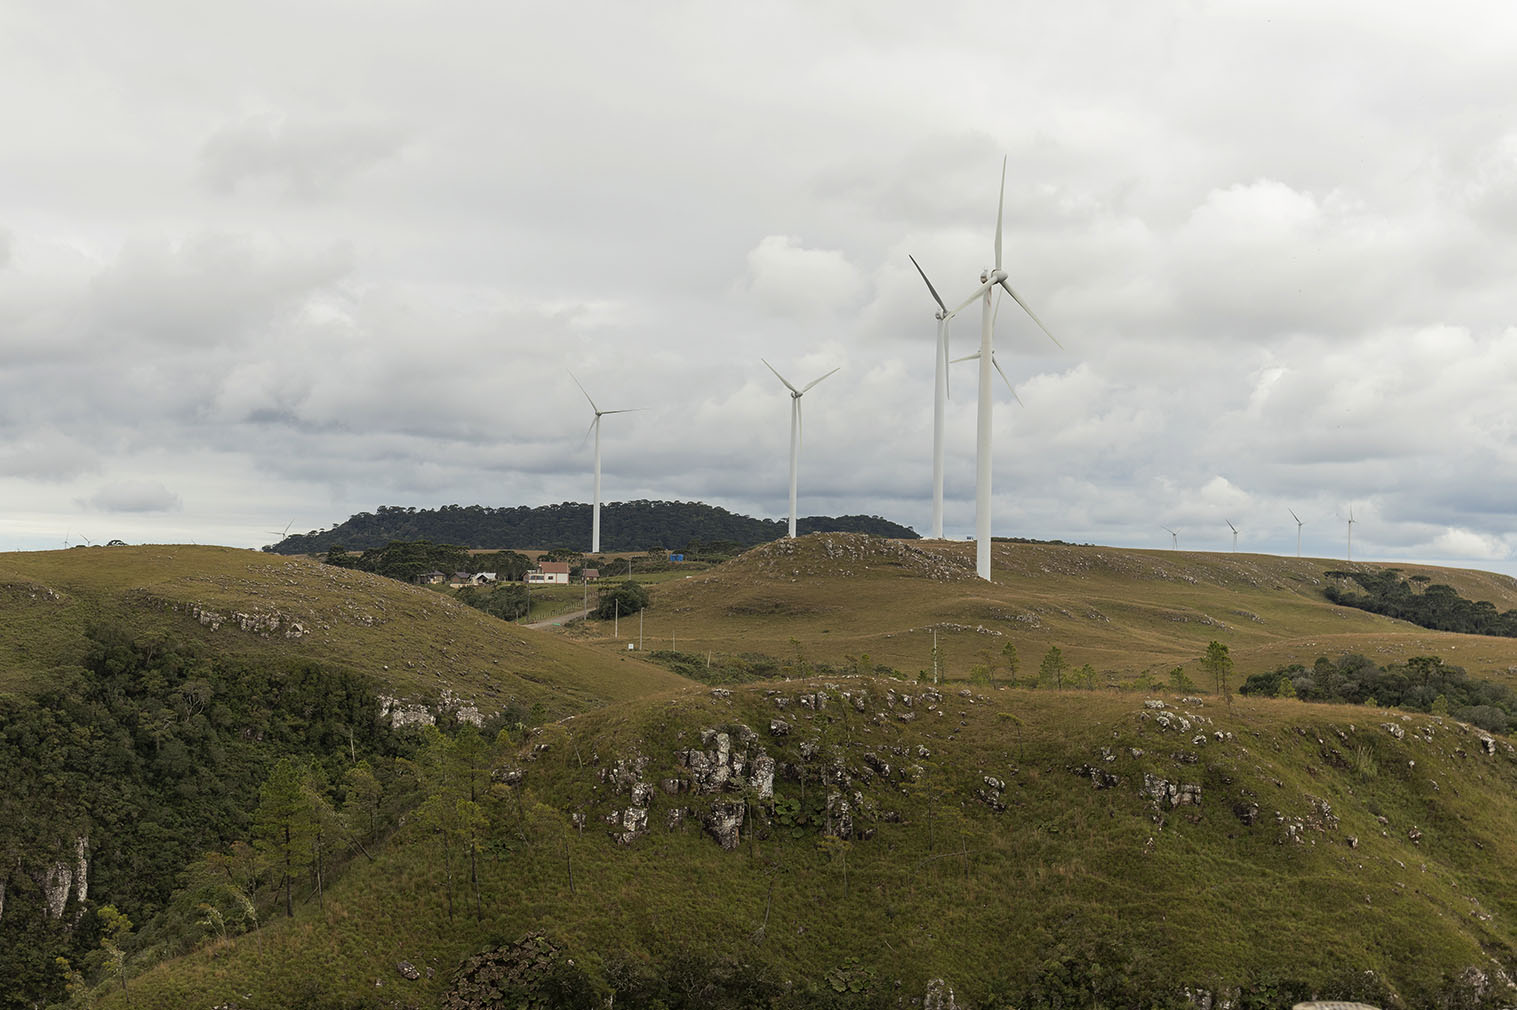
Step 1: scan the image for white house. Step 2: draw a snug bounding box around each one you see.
[525,561,571,585]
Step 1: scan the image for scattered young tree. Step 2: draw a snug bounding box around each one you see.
[1201,641,1234,704]
[253,757,317,918]
[1039,646,1066,690]
[1002,642,1020,686]
[97,904,134,995]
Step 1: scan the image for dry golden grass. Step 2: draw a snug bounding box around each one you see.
[568,534,1517,686]
[0,545,690,713]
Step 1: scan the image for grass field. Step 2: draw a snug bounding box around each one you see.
[96,675,1517,1009]
[556,535,1517,689]
[0,545,690,714]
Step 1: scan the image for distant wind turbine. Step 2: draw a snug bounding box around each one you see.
[908,254,956,540]
[763,358,838,539]
[571,373,640,554]
[944,157,1062,580]
[1163,526,1180,550]
[1226,519,1238,552]
[1289,508,1304,558]
[1346,505,1356,562]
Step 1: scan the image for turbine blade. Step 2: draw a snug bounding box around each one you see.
[569,371,600,414]
[762,358,800,394]
[801,367,839,393]
[578,416,597,451]
[951,277,995,314]
[599,408,642,415]
[909,255,947,315]
[991,353,1024,406]
[1289,508,1301,524]
[995,156,1006,272]
[949,352,980,364]
[999,278,1062,348]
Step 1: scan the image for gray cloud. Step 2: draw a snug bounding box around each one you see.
[84,480,183,514]
[0,1,1515,575]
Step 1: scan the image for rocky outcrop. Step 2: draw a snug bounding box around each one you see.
[443,932,567,1010]
[923,977,959,1010]
[706,802,745,850]
[38,836,88,922]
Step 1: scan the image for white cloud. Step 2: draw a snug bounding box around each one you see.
[743,236,866,317]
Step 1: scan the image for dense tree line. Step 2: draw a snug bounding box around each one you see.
[0,627,417,1008]
[323,541,533,583]
[1323,568,1517,637]
[1240,653,1517,732]
[269,501,918,555]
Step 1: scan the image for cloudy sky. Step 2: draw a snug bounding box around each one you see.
[3,1,1516,574]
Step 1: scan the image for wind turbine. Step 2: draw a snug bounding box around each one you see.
[571,373,640,554]
[1226,519,1238,552]
[909,254,955,540]
[1345,505,1356,562]
[1289,508,1304,557]
[1163,526,1180,550]
[945,157,1061,580]
[763,358,838,539]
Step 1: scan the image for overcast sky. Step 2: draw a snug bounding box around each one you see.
[3,1,1516,574]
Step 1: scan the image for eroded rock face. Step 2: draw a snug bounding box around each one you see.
[1142,773,1200,809]
[923,978,959,1010]
[706,801,745,850]
[825,792,853,838]
[37,836,88,921]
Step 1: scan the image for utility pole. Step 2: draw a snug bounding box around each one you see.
[639,608,643,651]
[614,599,619,639]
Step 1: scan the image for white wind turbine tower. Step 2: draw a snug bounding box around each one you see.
[943,157,1062,581]
[763,358,839,539]
[1345,505,1356,562]
[1163,526,1180,550]
[908,254,955,539]
[1226,519,1239,552]
[571,373,639,554]
[1289,508,1304,558]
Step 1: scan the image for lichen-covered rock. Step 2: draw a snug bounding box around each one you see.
[825,792,853,838]
[397,960,421,980]
[705,801,745,850]
[923,977,959,1010]
[443,932,568,1010]
[770,718,791,736]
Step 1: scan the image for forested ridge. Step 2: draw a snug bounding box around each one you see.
[268,501,918,554]
[1324,568,1517,637]
[0,627,440,1008]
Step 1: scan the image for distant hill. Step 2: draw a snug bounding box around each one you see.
[267,500,919,554]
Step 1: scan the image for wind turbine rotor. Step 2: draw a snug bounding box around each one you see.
[909,255,948,317]
[801,367,839,394]
[997,278,1062,349]
[762,358,800,396]
[994,156,1006,273]
[569,371,600,414]
[990,353,1025,407]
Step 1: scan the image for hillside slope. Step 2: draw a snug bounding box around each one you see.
[625,535,1517,685]
[100,678,1517,1009]
[0,546,689,713]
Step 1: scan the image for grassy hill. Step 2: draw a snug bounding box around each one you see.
[606,535,1517,688]
[0,545,688,714]
[18,536,1517,1009]
[96,677,1517,1009]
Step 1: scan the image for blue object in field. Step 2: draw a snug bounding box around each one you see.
[669,553,684,562]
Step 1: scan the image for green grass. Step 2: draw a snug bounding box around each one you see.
[96,679,1517,1008]
[0,546,691,715]
[608,535,1517,692]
